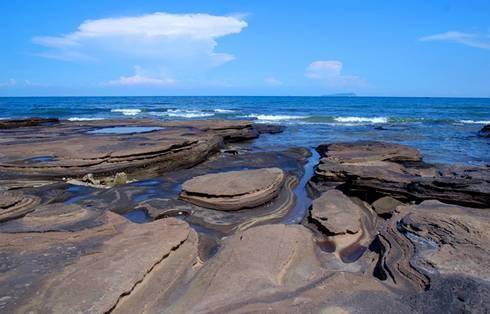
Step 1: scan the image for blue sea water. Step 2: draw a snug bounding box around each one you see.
[1,96,489,165]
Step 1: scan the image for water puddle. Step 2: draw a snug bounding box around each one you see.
[17,156,57,164]
[124,209,152,223]
[282,148,320,224]
[88,126,164,134]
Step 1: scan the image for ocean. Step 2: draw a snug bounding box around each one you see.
[1,96,489,165]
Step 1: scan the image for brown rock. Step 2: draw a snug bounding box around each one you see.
[399,200,490,281]
[0,191,40,222]
[372,196,403,216]
[311,189,362,235]
[312,141,490,208]
[317,141,422,163]
[0,119,262,180]
[166,224,327,313]
[180,168,285,210]
[0,210,198,313]
[0,117,59,129]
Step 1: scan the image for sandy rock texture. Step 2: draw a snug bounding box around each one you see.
[180,168,285,210]
[0,206,198,313]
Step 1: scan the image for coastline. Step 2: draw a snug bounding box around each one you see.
[0,117,489,313]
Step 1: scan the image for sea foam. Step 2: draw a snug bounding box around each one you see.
[150,109,214,118]
[68,117,105,121]
[214,109,235,113]
[246,114,308,121]
[111,108,141,116]
[459,120,490,124]
[334,116,388,123]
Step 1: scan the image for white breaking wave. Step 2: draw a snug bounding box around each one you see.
[334,116,388,123]
[150,109,214,118]
[459,120,490,124]
[68,117,105,121]
[214,109,235,113]
[246,114,308,121]
[111,108,141,116]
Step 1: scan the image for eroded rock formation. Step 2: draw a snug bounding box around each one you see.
[0,207,198,313]
[0,191,40,222]
[1,123,489,313]
[311,141,490,208]
[0,119,264,180]
[180,168,285,210]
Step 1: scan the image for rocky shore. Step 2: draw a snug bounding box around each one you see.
[0,118,488,313]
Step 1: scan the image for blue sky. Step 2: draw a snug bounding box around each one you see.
[1,0,489,97]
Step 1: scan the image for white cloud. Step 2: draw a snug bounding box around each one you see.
[103,66,175,87]
[106,74,175,87]
[306,60,365,87]
[0,79,17,88]
[264,76,283,86]
[33,12,248,67]
[419,31,490,50]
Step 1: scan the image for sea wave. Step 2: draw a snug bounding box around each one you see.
[458,120,490,124]
[214,109,235,113]
[149,109,214,118]
[245,114,309,121]
[334,116,388,123]
[68,117,105,121]
[111,108,141,116]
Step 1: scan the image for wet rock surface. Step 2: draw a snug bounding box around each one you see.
[0,123,489,313]
[478,124,490,137]
[180,167,285,210]
[0,117,59,129]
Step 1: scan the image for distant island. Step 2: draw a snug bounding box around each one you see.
[322,92,357,97]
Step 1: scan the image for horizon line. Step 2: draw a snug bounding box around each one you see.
[1,95,490,99]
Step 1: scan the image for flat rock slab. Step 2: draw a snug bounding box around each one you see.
[0,119,265,180]
[0,118,59,129]
[180,167,285,210]
[317,141,422,163]
[0,210,197,314]
[311,189,362,235]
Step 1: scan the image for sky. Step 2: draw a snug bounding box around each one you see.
[0,0,489,97]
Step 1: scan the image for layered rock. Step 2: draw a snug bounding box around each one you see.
[372,199,490,301]
[0,203,198,313]
[398,200,490,281]
[0,119,267,180]
[180,168,285,210]
[0,191,40,222]
[0,117,59,129]
[311,141,490,208]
